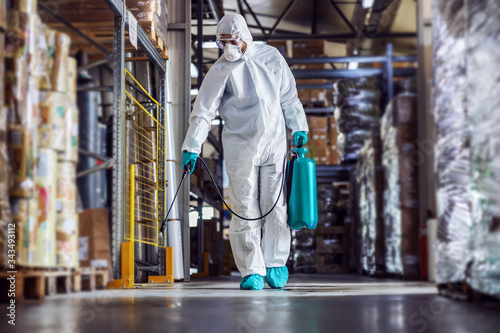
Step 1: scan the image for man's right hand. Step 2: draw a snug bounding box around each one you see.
[182,151,199,174]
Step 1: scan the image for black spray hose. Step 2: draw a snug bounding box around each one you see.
[159,149,299,235]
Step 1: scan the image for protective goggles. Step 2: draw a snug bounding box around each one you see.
[215,35,243,49]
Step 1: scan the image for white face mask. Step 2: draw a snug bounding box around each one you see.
[223,44,242,62]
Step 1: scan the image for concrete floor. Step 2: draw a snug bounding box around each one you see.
[3,274,500,333]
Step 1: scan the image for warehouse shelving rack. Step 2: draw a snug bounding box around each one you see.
[288,43,417,115]
[103,0,170,287]
[38,0,174,285]
[288,43,417,182]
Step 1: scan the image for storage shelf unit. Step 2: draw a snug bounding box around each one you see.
[288,43,417,115]
[39,0,170,280]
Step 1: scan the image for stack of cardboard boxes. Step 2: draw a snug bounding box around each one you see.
[304,116,341,165]
[3,3,79,268]
[0,0,8,267]
[292,40,328,107]
[380,94,420,279]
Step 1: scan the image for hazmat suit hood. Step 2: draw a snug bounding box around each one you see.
[216,13,253,51]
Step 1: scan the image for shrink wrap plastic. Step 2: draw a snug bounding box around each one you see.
[466,0,500,298]
[129,0,168,46]
[432,0,473,285]
[50,32,70,93]
[381,104,402,274]
[355,138,377,275]
[334,78,381,161]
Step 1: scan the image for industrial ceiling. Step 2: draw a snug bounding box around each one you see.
[192,0,417,56]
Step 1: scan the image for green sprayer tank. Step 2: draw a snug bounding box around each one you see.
[287,148,318,230]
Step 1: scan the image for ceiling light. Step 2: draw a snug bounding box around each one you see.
[348,62,359,70]
[362,0,375,8]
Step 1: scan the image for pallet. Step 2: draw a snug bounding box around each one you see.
[0,269,45,302]
[74,267,109,292]
[0,266,109,302]
[437,282,500,308]
[437,282,470,301]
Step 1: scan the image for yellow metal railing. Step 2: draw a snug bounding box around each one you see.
[123,69,166,247]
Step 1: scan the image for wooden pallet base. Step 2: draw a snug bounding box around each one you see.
[437,282,470,301]
[438,282,500,308]
[0,267,109,302]
[74,267,109,292]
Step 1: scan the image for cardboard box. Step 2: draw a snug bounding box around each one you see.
[78,208,112,272]
[292,40,326,58]
[0,1,5,28]
[11,197,38,266]
[14,0,37,13]
[35,148,58,267]
[312,145,330,165]
[56,161,77,215]
[329,118,338,146]
[50,32,71,92]
[39,91,68,152]
[8,125,37,197]
[268,40,287,56]
[311,131,327,141]
[57,213,78,268]
[329,146,341,165]
[307,116,328,131]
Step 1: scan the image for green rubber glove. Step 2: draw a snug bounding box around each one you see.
[182,151,198,174]
[293,131,308,147]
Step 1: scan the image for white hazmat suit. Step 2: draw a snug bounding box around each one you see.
[182,13,308,277]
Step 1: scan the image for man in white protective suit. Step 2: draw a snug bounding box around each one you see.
[181,13,309,290]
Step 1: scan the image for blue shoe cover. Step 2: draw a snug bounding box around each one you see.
[240,274,264,290]
[265,266,289,289]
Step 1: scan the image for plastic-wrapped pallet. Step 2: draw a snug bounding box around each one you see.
[381,95,420,278]
[291,229,316,273]
[381,101,402,275]
[334,78,381,161]
[432,0,473,285]
[356,137,377,275]
[129,0,168,48]
[466,0,500,298]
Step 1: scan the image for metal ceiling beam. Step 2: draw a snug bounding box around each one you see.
[304,107,335,114]
[206,0,222,22]
[292,67,415,79]
[311,0,318,34]
[286,55,416,64]
[202,32,416,41]
[297,83,335,89]
[269,0,299,35]
[241,0,267,36]
[328,0,356,33]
